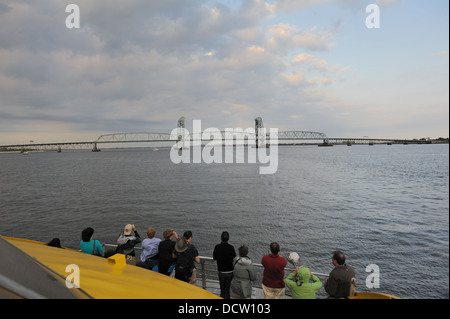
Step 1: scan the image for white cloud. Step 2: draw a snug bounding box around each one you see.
[430,51,448,57]
[293,53,326,68]
[0,0,342,144]
[268,24,335,52]
[272,0,329,13]
[0,0,447,144]
[375,0,401,7]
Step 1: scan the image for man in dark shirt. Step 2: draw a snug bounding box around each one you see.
[158,228,178,275]
[213,231,236,299]
[324,250,356,298]
[173,231,200,284]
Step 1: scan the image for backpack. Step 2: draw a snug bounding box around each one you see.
[175,250,194,282]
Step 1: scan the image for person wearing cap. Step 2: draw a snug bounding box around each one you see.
[116,224,142,265]
[284,266,322,299]
[172,231,200,284]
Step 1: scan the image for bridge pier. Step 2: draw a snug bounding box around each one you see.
[92,143,101,152]
[318,139,333,147]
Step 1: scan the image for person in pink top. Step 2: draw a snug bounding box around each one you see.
[261,242,287,299]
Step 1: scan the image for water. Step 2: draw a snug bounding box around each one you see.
[0,144,448,299]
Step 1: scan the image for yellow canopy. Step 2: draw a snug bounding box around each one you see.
[349,291,401,299]
[2,236,220,299]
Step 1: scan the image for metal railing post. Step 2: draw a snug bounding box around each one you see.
[200,259,207,290]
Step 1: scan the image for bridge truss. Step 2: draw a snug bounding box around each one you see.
[0,117,423,152]
[96,132,174,143]
[95,130,329,143]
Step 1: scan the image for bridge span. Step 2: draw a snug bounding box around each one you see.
[0,117,428,152]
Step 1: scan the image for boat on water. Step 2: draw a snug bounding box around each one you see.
[0,236,400,299]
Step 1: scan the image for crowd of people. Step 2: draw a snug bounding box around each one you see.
[49,225,356,299]
[210,232,356,300]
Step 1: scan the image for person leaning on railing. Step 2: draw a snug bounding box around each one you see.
[158,229,178,276]
[136,227,161,270]
[261,242,287,299]
[324,250,356,299]
[116,224,142,265]
[213,231,236,299]
[80,227,104,256]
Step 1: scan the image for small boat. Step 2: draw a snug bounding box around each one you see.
[153,148,159,151]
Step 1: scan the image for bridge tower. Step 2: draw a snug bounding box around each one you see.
[255,117,266,148]
[176,116,186,150]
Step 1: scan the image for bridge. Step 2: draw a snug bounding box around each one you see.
[0,116,427,152]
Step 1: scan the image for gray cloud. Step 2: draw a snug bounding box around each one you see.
[0,0,341,140]
[1,0,445,144]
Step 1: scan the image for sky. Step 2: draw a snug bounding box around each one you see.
[0,0,448,145]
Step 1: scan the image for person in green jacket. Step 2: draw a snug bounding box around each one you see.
[284,266,322,299]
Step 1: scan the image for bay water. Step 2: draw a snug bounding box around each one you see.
[0,144,448,299]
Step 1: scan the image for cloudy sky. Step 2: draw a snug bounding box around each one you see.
[0,0,448,145]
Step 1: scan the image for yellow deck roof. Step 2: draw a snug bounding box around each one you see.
[3,237,220,299]
[349,292,401,299]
